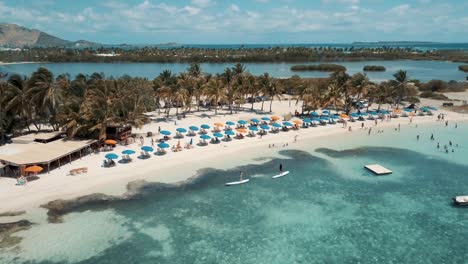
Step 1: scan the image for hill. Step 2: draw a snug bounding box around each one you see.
[0,23,99,47]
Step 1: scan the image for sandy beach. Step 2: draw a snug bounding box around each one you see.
[0,99,467,215]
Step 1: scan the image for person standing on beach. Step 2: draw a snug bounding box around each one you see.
[158,126,161,134]
[294,135,298,143]
[368,128,372,135]
[398,123,401,131]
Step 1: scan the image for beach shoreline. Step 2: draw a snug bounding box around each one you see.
[0,100,467,218]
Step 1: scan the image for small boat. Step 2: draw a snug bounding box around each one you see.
[226,172,249,186]
[453,196,468,206]
[272,171,290,179]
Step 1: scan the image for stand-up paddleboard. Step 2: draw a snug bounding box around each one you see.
[225,179,250,186]
[272,171,289,179]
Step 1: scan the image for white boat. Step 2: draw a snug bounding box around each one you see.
[272,171,290,179]
[226,172,249,186]
[225,179,250,186]
[453,195,468,206]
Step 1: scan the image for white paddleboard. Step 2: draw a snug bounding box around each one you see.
[272,171,290,179]
[225,179,250,186]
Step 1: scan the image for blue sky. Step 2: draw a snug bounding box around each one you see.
[1,0,468,44]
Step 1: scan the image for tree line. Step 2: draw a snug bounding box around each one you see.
[1,63,422,143]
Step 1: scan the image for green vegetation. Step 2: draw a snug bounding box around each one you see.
[291,64,346,72]
[0,64,422,143]
[419,91,449,100]
[417,79,467,93]
[459,65,468,72]
[1,46,468,63]
[363,65,386,72]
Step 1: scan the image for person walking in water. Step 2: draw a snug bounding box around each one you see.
[417,135,420,140]
[279,163,283,172]
[430,134,434,140]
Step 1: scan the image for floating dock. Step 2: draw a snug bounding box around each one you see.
[365,164,392,175]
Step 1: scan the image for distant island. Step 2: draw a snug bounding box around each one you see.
[352,41,441,45]
[363,65,386,72]
[291,64,347,72]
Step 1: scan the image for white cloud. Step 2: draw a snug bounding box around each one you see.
[229,4,240,12]
[191,0,213,7]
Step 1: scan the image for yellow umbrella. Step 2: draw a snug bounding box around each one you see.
[214,122,224,127]
[25,165,43,173]
[293,120,303,125]
[340,114,349,118]
[105,139,117,145]
[271,116,280,121]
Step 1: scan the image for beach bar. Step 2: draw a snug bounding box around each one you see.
[0,135,97,176]
[365,164,393,175]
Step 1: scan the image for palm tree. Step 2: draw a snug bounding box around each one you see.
[203,77,225,115]
[295,81,322,114]
[259,73,282,113]
[5,74,33,131]
[153,70,178,117]
[391,70,409,109]
[349,73,370,100]
[329,71,351,113]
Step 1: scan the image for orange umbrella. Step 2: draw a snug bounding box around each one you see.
[105,139,117,145]
[271,116,280,121]
[25,165,43,173]
[236,128,247,133]
[340,114,349,119]
[293,120,303,125]
[214,122,224,127]
[393,109,402,113]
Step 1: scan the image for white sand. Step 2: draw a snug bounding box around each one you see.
[1,99,467,216]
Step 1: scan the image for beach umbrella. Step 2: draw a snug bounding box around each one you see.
[201,124,210,129]
[282,121,293,127]
[248,126,259,131]
[226,121,235,126]
[122,150,136,155]
[303,118,312,123]
[251,118,260,123]
[360,112,369,116]
[214,122,224,127]
[310,112,319,117]
[420,107,429,112]
[271,116,280,121]
[176,128,187,133]
[370,111,378,115]
[260,125,270,130]
[331,115,340,120]
[312,117,321,122]
[105,153,119,160]
[236,128,247,133]
[322,110,330,114]
[350,113,359,118]
[141,146,154,152]
[200,134,211,140]
[157,142,170,149]
[320,116,329,121]
[225,130,235,136]
[293,120,303,125]
[189,126,199,131]
[238,120,247,125]
[272,123,282,128]
[261,117,271,121]
[25,165,43,173]
[404,108,413,112]
[380,110,390,114]
[213,132,224,138]
[105,139,117,145]
[160,130,172,135]
[429,106,438,110]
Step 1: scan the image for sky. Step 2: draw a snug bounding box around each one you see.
[1,0,468,44]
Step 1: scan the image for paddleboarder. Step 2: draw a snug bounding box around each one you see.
[279,163,283,172]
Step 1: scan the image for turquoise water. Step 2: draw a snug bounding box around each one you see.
[1,60,466,81]
[1,121,468,263]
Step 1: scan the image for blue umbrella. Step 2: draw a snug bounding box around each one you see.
[310,112,319,117]
[200,134,211,140]
[105,153,118,160]
[251,118,260,123]
[312,117,321,122]
[226,121,235,126]
[331,115,340,120]
[380,110,390,114]
[122,150,135,155]
[303,118,312,123]
[248,126,259,131]
[213,132,223,138]
[201,124,210,129]
[320,117,329,121]
[282,122,293,127]
[429,106,438,110]
[189,126,199,131]
[404,108,413,112]
[141,146,154,152]
[225,130,235,136]
[322,110,330,114]
[360,112,369,116]
[370,111,378,115]
[350,113,359,117]
[260,125,270,130]
[272,123,282,128]
[261,117,271,121]
[420,107,429,112]
[238,120,247,125]
[157,142,170,149]
[176,128,187,133]
[160,130,172,135]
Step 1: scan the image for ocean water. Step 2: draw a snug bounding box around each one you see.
[1,121,468,263]
[1,60,466,82]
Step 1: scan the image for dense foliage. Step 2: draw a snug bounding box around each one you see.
[363,65,386,71]
[459,65,468,72]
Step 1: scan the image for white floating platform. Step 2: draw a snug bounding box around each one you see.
[365,164,392,175]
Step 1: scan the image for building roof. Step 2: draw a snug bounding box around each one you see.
[0,139,96,166]
[11,131,64,144]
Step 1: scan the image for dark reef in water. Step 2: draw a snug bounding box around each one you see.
[0,220,34,248]
[0,211,26,217]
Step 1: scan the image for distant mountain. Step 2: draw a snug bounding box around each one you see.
[0,23,100,48]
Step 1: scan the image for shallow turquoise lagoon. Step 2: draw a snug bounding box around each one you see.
[1,121,468,263]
